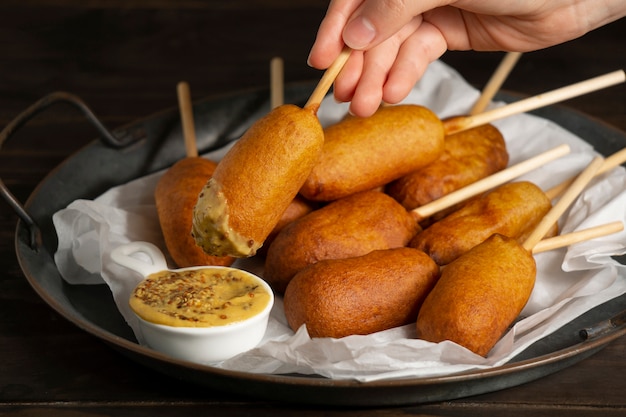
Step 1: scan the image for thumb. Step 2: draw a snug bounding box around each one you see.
[342,0,446,50]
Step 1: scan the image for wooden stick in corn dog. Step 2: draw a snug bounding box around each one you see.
[445,70,625,135]
[545,147,626,199]
[532,221,624,254]
[270,56,284,109]
[411,144,570,220]
[177,81,199,158]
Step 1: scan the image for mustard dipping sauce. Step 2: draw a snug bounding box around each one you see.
[129,268,271,328]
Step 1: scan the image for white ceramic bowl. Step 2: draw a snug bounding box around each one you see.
[110,241,274,364]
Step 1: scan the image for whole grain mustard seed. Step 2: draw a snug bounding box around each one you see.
[129,268,271,328]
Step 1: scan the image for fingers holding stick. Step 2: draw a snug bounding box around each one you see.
[305,46,352,109]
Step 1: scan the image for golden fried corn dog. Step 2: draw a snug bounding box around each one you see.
[257,195,319,257]
[386,123,509,210]
[155,157,234,268]
[300,105,445,202]
[264,190,420,293]
[284,247,439,338]
[409,181,552,266]
[415,233,536,356]
[192,104,324,257]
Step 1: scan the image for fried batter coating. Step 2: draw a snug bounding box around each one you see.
[257,195,319,257]
[192,104,324,257]
[387,123,508,210]
[416,234,536,357]
[285,247,439,338]
[300,105,444,202]
[155,157,234,268]
[409,181,551,265]
[264,190,421,293]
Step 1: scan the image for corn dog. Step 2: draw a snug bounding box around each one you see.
[386,123,508,210]
[191,49,353,258]
[155,157,234,268]
[300,104,445,202]
[284,247,439,338]
[192,104,324,257]
[409,181,552,266]
[416,233,536,356]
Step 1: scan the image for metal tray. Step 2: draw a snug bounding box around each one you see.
[6,83,626,407]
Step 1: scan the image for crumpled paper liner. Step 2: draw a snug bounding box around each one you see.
[52,60,626,382]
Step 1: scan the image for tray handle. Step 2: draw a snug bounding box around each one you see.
[0,91,147,251]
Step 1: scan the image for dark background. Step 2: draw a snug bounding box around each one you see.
[0,1,625,416]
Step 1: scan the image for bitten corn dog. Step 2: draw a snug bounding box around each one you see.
[191,49,352,258]
[192,104,324,258]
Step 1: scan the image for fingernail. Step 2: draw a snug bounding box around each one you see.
[343,16,376,50]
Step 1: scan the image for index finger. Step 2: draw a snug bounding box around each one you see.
[308,0,364,69]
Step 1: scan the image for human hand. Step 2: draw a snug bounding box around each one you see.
[308,0,626,117]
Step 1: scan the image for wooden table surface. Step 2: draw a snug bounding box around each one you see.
[1,2,625,416]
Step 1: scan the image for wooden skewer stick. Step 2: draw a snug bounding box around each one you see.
[413,143,570,219]
[470,52,523,115]
[305,46,352,109]
[532,221,624,254]
[445,70,626,135]
[522,156,605,251]
[270,57,284,110]
[176,81,198,158]
[545,147,626,200]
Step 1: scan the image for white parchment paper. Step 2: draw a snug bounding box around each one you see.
[52,60,626,382]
